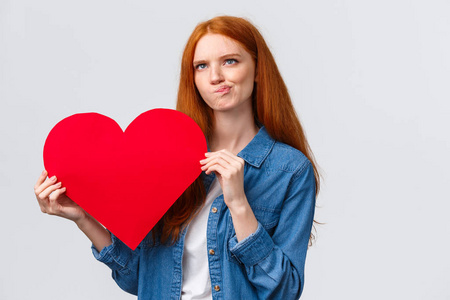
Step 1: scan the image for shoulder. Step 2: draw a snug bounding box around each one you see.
[240,126,313,179]
[267,140,312,177]
[268,142,316,205]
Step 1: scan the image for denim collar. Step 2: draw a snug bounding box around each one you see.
[237,126,275,168]
[206,126,275,168]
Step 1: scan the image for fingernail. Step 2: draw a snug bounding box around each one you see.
[51,176,56,181]
[56,182,62,187]
[42,170,46,175]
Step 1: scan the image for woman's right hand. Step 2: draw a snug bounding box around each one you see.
[34,170,87,224]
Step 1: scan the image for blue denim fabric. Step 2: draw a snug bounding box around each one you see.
[92,126,316,300]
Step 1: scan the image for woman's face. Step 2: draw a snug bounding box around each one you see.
[193,34,256,112]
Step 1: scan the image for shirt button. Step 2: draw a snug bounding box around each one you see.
[214,285,220,292]
[211,207,218,213]
[209,249,215,255]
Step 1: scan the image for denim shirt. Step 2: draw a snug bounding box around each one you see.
[92,126,316,300]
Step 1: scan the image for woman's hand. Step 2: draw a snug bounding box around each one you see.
[34,170,113,250]
[200,149,246,208]
[34,170,87,223]
[200,150,258,241]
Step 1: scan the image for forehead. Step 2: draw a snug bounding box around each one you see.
[193,34,245,59]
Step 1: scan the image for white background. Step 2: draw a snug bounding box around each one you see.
[1,0,449,299]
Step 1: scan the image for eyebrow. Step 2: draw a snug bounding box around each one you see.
[193,53,242,66]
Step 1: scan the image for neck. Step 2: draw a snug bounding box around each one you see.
[209,107,259,155]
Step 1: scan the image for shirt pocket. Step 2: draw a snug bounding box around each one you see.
[226,206,281,266]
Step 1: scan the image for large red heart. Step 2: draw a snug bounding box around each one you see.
[43,109,207,250]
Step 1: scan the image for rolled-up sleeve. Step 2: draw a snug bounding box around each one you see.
[229,161,316,299]
[92,233,140,295]
[228,222,274,266]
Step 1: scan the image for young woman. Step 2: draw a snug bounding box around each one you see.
[35,16,319,299]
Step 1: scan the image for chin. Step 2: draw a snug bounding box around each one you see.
[209,100,233,111]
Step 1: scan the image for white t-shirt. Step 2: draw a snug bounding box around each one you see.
[181,178,222,300]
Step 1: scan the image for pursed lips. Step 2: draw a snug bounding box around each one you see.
[214,85,232,93]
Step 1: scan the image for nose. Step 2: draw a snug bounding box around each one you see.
[209,65,224,85]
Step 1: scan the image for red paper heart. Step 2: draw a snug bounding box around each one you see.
[43,109,207,250]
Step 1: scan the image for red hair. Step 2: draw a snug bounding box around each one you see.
[154,16,320,245]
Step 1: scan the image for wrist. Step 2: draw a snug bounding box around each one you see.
[226,194,249,212]
[228,200,250,216]
[228,201,258,242]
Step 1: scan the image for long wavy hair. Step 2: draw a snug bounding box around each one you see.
[153,16,320,245]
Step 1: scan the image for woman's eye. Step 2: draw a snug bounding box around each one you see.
[224,59,237,65]
[195,64,207,70]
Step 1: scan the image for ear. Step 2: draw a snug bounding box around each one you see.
[254,67,258,83]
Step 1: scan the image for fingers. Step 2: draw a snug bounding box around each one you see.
[203,150,243,165]
[34,170,48,190]
[35,170,65,211]
[201,150,244,168]
[48,186,66,201]
[39,182,62,199]
[34,174,58,196]
[200,149,245,176]
[46,187,67,215]
[37,184,67,215]
[204,163,227,177]
[201,156,232,173]
[34,171,75,218]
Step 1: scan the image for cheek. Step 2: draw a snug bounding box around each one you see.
[194,74,212,104]
[194,75,206,94]
[234,67,255,86]
[233,67,255,93]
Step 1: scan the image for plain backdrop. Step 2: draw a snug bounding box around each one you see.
[1,0,449,299]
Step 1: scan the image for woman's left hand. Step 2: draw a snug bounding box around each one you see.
[200,149,246,209]
[200,149,259,241]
